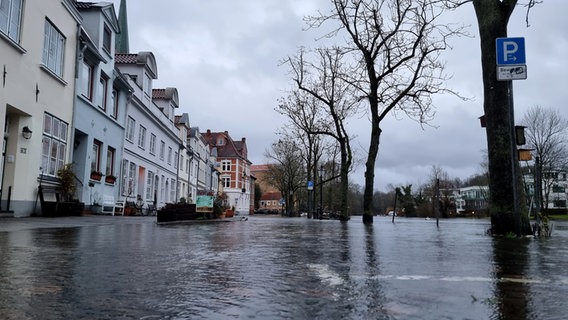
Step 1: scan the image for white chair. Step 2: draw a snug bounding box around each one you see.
[101,195,116,216]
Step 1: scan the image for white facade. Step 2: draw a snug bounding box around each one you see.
[116,52,182,209]
[1,0,80,216]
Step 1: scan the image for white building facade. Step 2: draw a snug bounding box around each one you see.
[115,52,182,209]
[1,0,81,216]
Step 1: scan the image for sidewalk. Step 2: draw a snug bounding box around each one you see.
[0,215,155,233]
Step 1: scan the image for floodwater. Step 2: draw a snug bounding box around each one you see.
[0,215,567,320]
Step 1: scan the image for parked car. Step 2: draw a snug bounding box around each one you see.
[254,208,270,214]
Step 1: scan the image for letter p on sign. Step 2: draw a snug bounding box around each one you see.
[496,37,526,65]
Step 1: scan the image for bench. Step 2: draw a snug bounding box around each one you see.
[101,195,124,216]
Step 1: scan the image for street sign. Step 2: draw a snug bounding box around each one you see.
[496,37,526,65]
[279,198,285,205]
[307,180,314,191]
[497,65,527,81]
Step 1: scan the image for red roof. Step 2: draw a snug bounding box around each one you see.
[261,192,282,201]
[115,53,138,64]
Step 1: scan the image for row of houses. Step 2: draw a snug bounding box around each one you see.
[448,170,567,215]
[0,0,253,217]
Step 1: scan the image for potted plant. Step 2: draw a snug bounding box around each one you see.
[58,163,76,201]
[90,170,103,181]
[105,174,117,184]
[56,163,85,216]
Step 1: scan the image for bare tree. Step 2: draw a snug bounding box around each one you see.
[522,105,568,210]
[264,139,306,216]
[276,94,324,218]
[280,46,359,220]
[306,0,465,224]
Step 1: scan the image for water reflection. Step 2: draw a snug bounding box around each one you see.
[0,217,567,319]
[491,237,530,319]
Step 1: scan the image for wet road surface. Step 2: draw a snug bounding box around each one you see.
[1,215,567,319]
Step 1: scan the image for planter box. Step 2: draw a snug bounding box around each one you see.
[90,173,102,181]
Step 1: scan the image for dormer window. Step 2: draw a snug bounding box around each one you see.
[143,73,151,96]
[102,24,111,53]
[217,138,224,146]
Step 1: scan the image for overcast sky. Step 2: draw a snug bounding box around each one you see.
[107,0,568,191]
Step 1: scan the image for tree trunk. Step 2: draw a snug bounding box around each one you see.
[362,125,381,225]
[473,0,531,235]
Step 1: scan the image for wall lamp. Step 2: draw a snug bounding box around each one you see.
[22,126,32,139]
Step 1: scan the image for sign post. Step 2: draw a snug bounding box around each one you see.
[495,37,527,236]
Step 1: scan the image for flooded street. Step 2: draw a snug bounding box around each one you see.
[1,216,567,319]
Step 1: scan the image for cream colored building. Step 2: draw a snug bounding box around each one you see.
[1,0,80,216]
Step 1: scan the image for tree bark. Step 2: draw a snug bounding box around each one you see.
[473,0,531,235]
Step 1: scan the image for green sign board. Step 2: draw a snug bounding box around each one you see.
[196,195,214,208]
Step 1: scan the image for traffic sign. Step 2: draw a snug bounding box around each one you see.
[497,65,527,81]
[496,37,526,65]
[307,180,314,191]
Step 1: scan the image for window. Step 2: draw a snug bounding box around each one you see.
[42,19,65,77]
[91,140,102,174]
[111,89,118,119]
[222,176,231,188]
[0,0,22,42]
[106,147,115,176]
[174,151,179,169]
[138,125,146,149]
[121,160,136,197]
[41,113,68,176]
[102,24,111,53]
[146,171,154,200]
[167,146,172,165]
[159,141,165,160]
[98,73,109,111]
[221,160,231,172]
[149,134,156,155]
[126,117,135,141]
[179,155,184,171]
[217,138,225,145]
[143,73,151,96]
[79,59,93,100]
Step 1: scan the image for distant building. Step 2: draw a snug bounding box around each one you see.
[456,186,489,214]
[204,130,252,214]
[251,164,282,210]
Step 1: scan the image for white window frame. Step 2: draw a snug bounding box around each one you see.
[0,0,23,42]
[42,19,65,77]
[221,160,231,172]
[160,141,165,160]
[79,59,93,100]
[222,176,230,188]
[126,117,135,142]
[138,125,146,149]
[149,134,156,155]
[41,113,68,177]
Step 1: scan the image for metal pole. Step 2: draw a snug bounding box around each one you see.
[509,81,521,236]
[319,165,323,219]
[392,188,398,223]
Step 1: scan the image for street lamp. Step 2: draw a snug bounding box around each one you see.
[319,165,324,219]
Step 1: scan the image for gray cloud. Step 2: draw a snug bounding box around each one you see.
[109,0,567,191]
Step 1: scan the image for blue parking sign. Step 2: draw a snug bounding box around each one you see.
[496,37,526,65]
[307,180,314,190]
